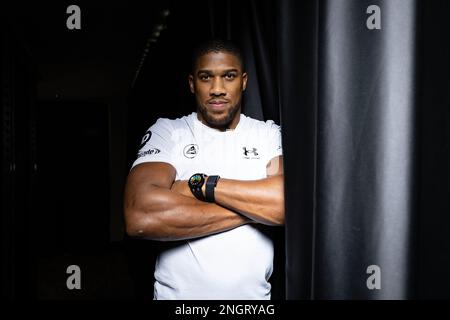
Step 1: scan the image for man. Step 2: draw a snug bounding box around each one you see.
[124,39,284,300]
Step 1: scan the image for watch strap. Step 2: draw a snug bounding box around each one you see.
[205,175,220,203]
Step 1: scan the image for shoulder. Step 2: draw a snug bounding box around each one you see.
[150,113,193,132]
[242,114,281,133]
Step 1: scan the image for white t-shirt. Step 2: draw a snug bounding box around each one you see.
[131,112,283,300]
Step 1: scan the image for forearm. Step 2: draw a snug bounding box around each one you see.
[125,187,252,241]
[214,175,285,226]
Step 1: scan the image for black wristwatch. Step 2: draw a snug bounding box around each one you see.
[205,175,220,203]
[188,173,207,201]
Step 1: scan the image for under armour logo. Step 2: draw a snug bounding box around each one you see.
[243,147,258,156]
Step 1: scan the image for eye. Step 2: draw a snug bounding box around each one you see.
[199,74,210,81]
[225,73,237,80]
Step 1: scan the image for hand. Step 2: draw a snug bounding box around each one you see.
[171,180,193,198]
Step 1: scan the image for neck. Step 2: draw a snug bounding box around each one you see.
[197,110,241,132]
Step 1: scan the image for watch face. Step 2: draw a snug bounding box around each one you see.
[190,174,204,187]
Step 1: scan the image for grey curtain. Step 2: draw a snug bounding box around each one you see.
[277,0,450,299]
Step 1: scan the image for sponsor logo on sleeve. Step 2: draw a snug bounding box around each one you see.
[137,148,160,158]
[140,130,152,148]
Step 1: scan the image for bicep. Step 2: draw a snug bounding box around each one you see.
[266,155,284,177]
[124,162,176,209]
[127,162,176,188]
[124,162,176,236]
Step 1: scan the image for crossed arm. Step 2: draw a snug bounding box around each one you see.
[123,156,284,241]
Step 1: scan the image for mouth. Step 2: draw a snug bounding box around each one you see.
[207,100,229,111]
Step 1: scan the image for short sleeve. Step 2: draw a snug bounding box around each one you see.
[130,118,177,170]
[266,120,283,163]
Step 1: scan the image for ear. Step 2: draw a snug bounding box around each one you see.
[242,72,248,91]
[188,75,195,94]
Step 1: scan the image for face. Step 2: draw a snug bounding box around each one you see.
[189,51,247,130]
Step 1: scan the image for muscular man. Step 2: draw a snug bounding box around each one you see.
[124,39,284,300]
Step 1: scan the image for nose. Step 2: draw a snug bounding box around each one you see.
[210,77,226,96]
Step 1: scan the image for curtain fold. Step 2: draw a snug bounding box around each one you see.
[276,0,318,299]
[313,0,419,299]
